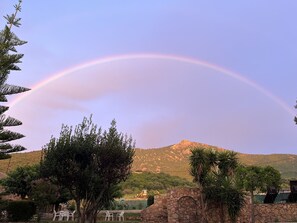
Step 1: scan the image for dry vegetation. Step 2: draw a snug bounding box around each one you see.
[0,140,296,180]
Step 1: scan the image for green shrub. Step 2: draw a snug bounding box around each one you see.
[147,195,154,207]
[6,200,36,222]
[0,200,8,211]
[0,200,8,222]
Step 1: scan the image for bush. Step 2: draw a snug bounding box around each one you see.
[147,195,154,207]
[6,200,36,222]
[0,200,8,222]
[0,200,8,211]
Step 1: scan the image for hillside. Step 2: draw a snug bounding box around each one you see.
[133,140,297,180]
[0,140,296,180]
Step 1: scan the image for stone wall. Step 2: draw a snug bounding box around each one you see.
[167,188,201,223]
[141,188,297,223]
[141,194,168,223]
[254,203,297,223]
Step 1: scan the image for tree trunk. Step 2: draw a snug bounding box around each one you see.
[200,192,208,223]
[75,198,81,223]
[36,208,42,223]
[92,211,97,223]
[219,202,225,223]
[250,191,255,223]
[83,213,93,223]
[78,204,98,223]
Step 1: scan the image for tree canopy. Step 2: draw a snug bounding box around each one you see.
[235,165,281,223]
[1,164,40,199]
[190,148,245,223]
[41,116,135,223]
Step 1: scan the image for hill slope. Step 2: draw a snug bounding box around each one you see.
[133,140,297,180]
[0,140,296,180]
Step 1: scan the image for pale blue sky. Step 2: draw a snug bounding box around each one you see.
[1,1,297,154]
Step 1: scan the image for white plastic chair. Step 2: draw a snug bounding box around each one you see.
[59,210,69,221]
[53,209,60,221]
[117,211,124,221]
[68,210,76,221]
[104,211,113,221]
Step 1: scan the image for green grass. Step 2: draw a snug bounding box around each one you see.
[39,220,141,223]
[37,212,141,223]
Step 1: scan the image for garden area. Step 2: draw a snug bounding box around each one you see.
[0,199,144,222]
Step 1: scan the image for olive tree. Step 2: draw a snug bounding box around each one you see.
[41,116,135,223]
[235,165,281,223]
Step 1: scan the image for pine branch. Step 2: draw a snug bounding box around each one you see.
[0,143,25,153]
[5,0,22,30]
[0,95,7,102]
[0,130,24,143]
[0,84,30,95]
[0,115,22,127]
[0,106,9,115]
[0,152,11,159]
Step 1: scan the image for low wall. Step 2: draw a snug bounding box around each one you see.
[141,194,168,223]
[141,188,297,223]
[254,203,297,223]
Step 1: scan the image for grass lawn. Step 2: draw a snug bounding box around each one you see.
[38,212,141,223]
[39,221,141,223]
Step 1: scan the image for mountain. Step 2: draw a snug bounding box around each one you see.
[0,140,296,180]
[134,140,297,180]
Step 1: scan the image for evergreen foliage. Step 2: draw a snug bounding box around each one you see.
[6,200,36,222]
[295,101,297,124]
[235,165,281,223]
[190,148,245,223]
[0,0,30,159]
[147,195,154,207]
[41,116,135,223]
[120,172,195,196]
[1,164,40,199]
[29,178,59,222]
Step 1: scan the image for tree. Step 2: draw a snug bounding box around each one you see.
[205,150,245,223]
[41,116,135,223]
[29,179,59,222]
[262,166,281,190]
[190,148,245,223]
[189,148,217,223]
[1,164,40,199]
[294,101,297,124]
[235,165,281,223]
[0,0,30,159]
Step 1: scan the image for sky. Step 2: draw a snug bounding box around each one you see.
[1,1,297,154]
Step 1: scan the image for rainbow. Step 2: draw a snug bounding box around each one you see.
[9,53,295,116]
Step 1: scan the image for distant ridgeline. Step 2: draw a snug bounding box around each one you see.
[0,140,296,180]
